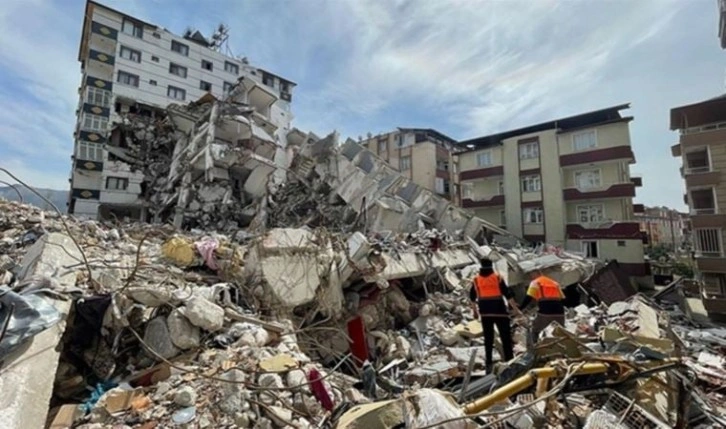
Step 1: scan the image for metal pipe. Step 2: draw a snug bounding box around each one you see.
[461,363,609,414]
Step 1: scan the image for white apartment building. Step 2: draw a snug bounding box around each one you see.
[70,0,295,220]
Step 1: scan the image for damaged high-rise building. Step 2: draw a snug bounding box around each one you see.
[69,0,295,220]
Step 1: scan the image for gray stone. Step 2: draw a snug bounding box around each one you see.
[143,317,180,360]
[155,381,171,397]
[266,405,292,427]
[184,296,225,332]
[234,413,251,428]
[167,308,201,350]
[174,385,197,407]
[218,369,246,415]
[127,286,173,307]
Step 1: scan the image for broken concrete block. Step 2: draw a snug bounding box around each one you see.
[127,286,173,307]
[218,369,247,415]
[454,320,483,339]
[266,405,293,427]
[438,329,460,346]
[143,317,180,360]
[167,309,201,350]
[286,370,306,390]
[183,296,225,332]
[173,386,197,407]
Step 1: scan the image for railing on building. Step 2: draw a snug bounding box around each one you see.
[694,228,724,257]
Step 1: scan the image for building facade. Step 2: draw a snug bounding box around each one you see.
[70,0,295,220]
[671,96,726,314]
[635,206,690,251]
[360,128,459,202]
[456,104,648,276]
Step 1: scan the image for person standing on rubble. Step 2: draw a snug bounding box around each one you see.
[520,270,565,340]
[469,259,521,371]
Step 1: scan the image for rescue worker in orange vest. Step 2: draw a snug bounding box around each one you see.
[469,260,522,371]
[520,270,566,339]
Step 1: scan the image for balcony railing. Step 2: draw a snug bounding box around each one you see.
[692,208,717,215]
[685,165,711,175]
[681,120,726,135]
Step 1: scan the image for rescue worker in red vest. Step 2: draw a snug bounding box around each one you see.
[469,260,522,371]
[520,270,566,339]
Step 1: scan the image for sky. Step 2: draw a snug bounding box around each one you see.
[1,0,724,211]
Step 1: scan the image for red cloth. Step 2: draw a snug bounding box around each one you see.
[307,368,334,411]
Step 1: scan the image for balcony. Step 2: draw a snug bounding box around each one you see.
[671,144,681,157]
[694,228,724,258]
[566,222,643,239]
[630,177,642,187]
[559,145,634,167]
[462,195,505,208]
[459,165,504,180]
[562,183,636,201]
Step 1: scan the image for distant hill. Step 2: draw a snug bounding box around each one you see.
[0,186,68,213]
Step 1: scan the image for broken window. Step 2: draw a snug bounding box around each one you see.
[573,130,597,151]
[476,151,492,167]
[85,87,111,108]
[169,63,188,78]
[223,81,235,93]
[577,204,605,223]
[122,18,142,38]
[200,80,212,91]
[521,175,541,193]
[574,169,601,189]
[523,207,543,224]
[171,40,189,56]
[201,59,214,71]
[167,86,186,101]
[694,228,723,257]
[76,141,103,161]
[106,177,129,191]
[581,240,599,258]
[117,70,139,87]
[224,61,239,74]
[399,156,411,171]
[519,142,539,159]
[690,188,716,214]
[81,113,108,132]
[119,46,141,62]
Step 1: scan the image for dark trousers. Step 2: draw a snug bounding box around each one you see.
[480,316,514,367]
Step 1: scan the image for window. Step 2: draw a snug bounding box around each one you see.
[119,46,141,62]
[443,180,450,195]
[171,40,189,56]
[200,80,212,91]
[617,240,626,247]
[152,32,161,39]
[399,156,411,170]
[690,188,716,214]
[519,142,539,159]
[122,18,142,38]
[77,141,103,161]
[85,87,111,108]
[149,80,157,86]
[378,139,387,153]
[523,208,544,224]
[117,70,139,87]
[435,177,445,194]
[684,148,710,174]
[498,181,505,195]
[223,81,235,93]
[167,86,186,101]
[499,210,507,227]
[581,241,599,258]
[574,169,601,189]
[521,175,541,192]
[201,60,214,71]
[462,183,473,199]
[476,152,492,167]
[224,61,239,74]
[262,73,274,87]
[573,130,597,151]
[703,273,726,297]
[106,177,129,191]
[169,63,188,78]
[577,204,605,223]
[151,56,159,62]
[81,114,108,132]
[694,228,723,257]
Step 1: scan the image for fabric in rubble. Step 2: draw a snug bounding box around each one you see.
[0,283,63,359]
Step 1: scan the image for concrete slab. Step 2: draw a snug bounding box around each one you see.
[0,233,82,429]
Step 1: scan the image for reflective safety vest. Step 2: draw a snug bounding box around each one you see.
[531,276,563,301]
[474,274,502,300]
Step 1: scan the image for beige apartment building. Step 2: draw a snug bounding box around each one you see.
[456,104,648,277]
[671,95,726,315]
[360,128,459,202]
[635,206,690,251]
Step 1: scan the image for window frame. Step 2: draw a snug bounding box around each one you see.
[121,18,143,38]
[224,61,239,74]
[576,204,605,223]
[476,151,492,167]
[521,175,542,193]
[76,141,104,162]
[117,70,139,87]
[85,86,111,108]
[201,59,214,71]
[223,81,235,93]
[171,40,189,56]
[399,155,411,171]
[168,63,188,78]
[81,113,108,132]
[166,85,186,101]
[497,180,505,195]
[119,45,141,63]
[519,141,539,159]
[462,182,473,199]
[581,240,599,258]
[105,176,129,191]
[378,139,387,154]
[574,168,602,189]
[199,80,212,91]
[572,129,598,152]
[523,207,544,224]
